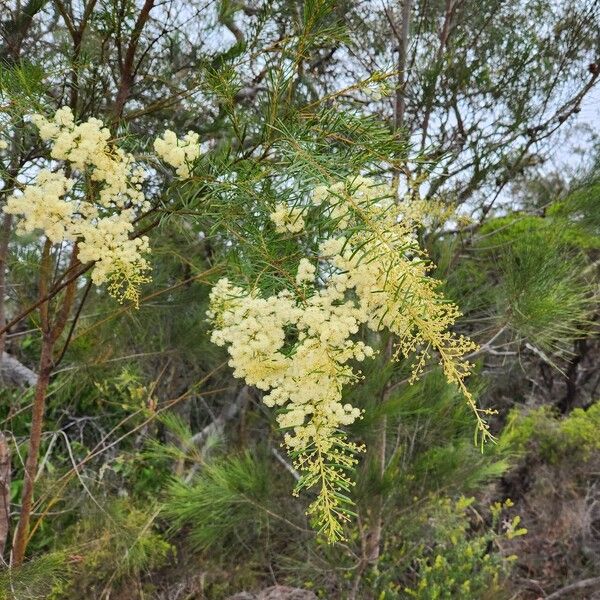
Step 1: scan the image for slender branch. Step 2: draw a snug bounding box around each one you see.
[419,0,459,153]
[0,214,13,359]
[392,0,411,133]
[53,279,92,368]
[38,240,52,332]
[0,0,48,61]
[51,0,77,40]
[113,0,156,120]
[11,334,53,566]
[11,242,79,565]
[0,262,91,340]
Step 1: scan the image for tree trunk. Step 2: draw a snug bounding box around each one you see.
[0,432,11,562]
[11,336,53,566]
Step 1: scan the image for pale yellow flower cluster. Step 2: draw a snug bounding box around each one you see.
[4,107,150,305]
[209,175,488,541]
[209,265,371,539]
[314,177,480,414]
[295,257,316,285]
[31,107,147,209]
[208,277,370,447]
[153,130,201,178]
[269,202,305,233]
[7,170,75,241]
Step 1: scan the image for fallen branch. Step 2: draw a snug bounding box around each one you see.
[0,353,38,387]
[544,577,600,600]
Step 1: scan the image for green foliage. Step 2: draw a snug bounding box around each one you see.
[494,235,591,354]
[500,401,600,463]
[0,60,46,110]
[402,497,521,600]
[55,500,171,599]
[163,452,273,553]
[0,552,68,600]
[548,175,600,247]
[447,211,595,355]
[354,369,509,506]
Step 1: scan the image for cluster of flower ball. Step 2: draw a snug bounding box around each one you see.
[4,108,202,304]
[4,108,150,303]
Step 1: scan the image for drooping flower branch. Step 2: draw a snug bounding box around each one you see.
[208,176,490,541]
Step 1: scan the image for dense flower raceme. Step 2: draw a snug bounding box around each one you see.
[3,109,202,304]
[4,107,151,304]
[208,176,490,541]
